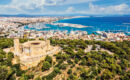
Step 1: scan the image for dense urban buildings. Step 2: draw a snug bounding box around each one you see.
[0,17,129,42]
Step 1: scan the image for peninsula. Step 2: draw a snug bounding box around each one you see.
[51,23,89,28]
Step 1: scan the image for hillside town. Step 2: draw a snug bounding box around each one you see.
[0,17,130,42]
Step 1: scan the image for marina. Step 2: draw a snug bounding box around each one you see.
[25,17,130,35]
[0,17,130,41]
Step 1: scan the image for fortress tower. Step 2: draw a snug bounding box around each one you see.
[14,38,21,56]
[46,40,50,50]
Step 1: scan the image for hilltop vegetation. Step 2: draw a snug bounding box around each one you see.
[0,38,129,80]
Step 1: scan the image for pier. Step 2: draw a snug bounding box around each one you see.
[105,30,124,33]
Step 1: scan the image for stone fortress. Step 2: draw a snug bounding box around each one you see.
[8,38,61,70]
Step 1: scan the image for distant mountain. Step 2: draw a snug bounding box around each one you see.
[0,14,91,17]
[0,14,130,17]
[0,14,44,17]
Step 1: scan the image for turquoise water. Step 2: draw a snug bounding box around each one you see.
[25,17,130,35]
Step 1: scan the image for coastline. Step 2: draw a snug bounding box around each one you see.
[50,23,89,28]
[51,16,90,28]
[24,16,130,35]
[63,16,90,20]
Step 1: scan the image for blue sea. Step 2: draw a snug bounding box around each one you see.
[25,16,130,35]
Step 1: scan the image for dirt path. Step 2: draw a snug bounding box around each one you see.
[84,45,92,52]
[34,67,54,79]
[101,48,114,55]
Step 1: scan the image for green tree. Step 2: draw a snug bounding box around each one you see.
[67,69,72,74]
[101,69,113,79]
[69,74,78,80]
[19,74,28,80]
[45,55,52,64]
[35,76,42,80]
[0,66,8,80]
[42,61,51,71]
[92,44,96,50]
[54,67,61,74]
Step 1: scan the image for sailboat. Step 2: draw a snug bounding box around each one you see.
[125,25,130,35]
[96,27,103,35]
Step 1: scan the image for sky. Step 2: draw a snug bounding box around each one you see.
[0,0,130,15]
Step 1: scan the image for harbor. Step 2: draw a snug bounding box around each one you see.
[0,17,130,42]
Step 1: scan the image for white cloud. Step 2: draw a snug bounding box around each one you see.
[0,0,129,15]
[51,0,97,5]
[66,6,75,13]
[89,3,129,14]
[11,0,45,10]
[0,0,96,14]
[76,3,130,15]
[0,0,47,14]
[114,3,128,11]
